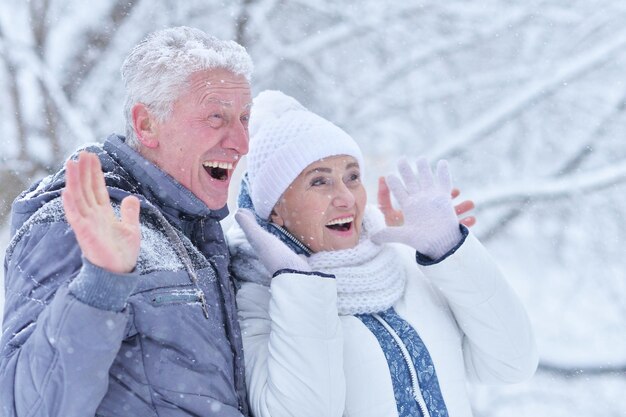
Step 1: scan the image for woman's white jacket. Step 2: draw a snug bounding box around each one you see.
[229,218,538,417]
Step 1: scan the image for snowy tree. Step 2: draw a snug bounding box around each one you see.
[1,0,624,415]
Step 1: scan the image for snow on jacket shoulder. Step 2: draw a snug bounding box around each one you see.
[1,135,248,417]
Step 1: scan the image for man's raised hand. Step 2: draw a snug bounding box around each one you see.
[62,151,141,274]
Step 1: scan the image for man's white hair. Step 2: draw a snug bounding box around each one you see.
[121,26,253,149]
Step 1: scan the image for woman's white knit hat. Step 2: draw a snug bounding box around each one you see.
[246,90,364,219]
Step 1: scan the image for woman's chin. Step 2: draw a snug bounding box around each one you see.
[324,235,360,251]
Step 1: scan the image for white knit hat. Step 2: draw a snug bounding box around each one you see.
[247,90,364,219]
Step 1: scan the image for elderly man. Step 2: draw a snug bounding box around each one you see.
[1,27,252,417]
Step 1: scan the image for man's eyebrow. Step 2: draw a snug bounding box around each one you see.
[200,97,253,110]
[200,97,233,106]
[346,162,359,170]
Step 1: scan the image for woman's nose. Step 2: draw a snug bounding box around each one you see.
[332,183,356,208]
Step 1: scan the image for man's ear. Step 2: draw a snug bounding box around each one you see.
[132,103,159,148]
[269,208,284,227]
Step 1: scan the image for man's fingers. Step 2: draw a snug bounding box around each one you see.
[454,199,475,216]
[451,188,460,199]
[62,186,81,228]
[91,153,110,206]
[460,216,476,227]
[378,178,404,226]
[455,196,475,227]
[120,195,141,228]
[377,177,393,211]
[78,152,98,208]
[65,158,90,217]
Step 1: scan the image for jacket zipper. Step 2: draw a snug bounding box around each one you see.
[151,206,210,320]
[373,314,430,417]
[271,224,312,256]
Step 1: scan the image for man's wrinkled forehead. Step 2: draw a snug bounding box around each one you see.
[202,97,253,109]
[187,69,251,102]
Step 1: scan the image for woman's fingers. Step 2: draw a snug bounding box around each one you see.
[377,177,405,226]
[451,188,476,227]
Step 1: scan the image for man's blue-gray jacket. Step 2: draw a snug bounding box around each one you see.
[1,135,249,417]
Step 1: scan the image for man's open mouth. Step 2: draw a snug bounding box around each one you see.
[203,161,233,181]
[325,216,354,232]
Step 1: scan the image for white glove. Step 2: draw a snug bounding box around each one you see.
[235,209,311,275]
[371,157,462,259]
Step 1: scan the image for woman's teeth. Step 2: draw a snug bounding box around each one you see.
[326,216,354,231]
[326,216,354,226]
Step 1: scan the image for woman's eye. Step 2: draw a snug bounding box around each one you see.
[347,172,360,182]
[310,177,328,187]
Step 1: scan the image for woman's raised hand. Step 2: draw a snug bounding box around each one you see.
[372,157,463,259]
[378,177,475,227]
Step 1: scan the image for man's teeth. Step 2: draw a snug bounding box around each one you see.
[203,161,233,170]
[326,216,354,226]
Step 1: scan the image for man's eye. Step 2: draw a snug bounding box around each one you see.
[208,113,224,127]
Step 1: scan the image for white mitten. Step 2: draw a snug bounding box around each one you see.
[371,157,462,259]
[235,209,311,275]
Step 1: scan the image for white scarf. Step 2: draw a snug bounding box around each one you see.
[230,206,407,315]
[308,208,407,315]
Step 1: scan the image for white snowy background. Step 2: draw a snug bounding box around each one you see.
[1,1,625,416]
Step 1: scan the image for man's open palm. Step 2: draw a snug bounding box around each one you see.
[62,151,141,274]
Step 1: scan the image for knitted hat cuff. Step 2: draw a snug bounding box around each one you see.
[249,110,364,219]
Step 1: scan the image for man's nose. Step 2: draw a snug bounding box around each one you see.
[224,120,249,155]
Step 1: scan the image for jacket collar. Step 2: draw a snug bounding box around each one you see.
[103,134,229,227]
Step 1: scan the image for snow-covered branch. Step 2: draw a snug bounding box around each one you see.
[474,161,626,209]
[7,43,96,146]
[538,361,626,378]
[430,28,626,160]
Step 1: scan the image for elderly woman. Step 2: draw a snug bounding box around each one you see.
[228,91,537,417]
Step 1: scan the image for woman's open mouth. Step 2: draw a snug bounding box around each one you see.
[325,216,354,232]
[203,161,233,181]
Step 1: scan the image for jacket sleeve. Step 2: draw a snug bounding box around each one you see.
[236,271,345,417]
[419,232,539,384]
[1,221,137,417]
